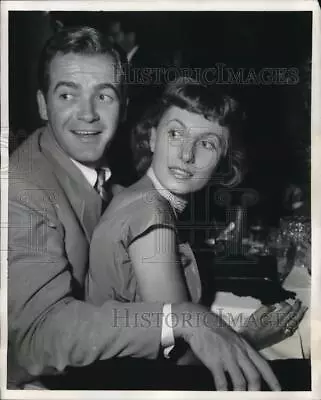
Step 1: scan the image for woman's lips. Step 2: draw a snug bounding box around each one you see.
[169,167,193,179]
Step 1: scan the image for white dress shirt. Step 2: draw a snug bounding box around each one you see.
[70,158,112,188]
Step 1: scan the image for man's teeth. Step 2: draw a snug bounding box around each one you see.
[73,130,99,135]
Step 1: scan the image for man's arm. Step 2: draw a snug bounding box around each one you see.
[171,302,281,391]
[8,188,163,384]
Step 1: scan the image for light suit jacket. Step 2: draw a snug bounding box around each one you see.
[8,126,163,387]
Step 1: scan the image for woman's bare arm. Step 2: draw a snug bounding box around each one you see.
[128,227,189,303]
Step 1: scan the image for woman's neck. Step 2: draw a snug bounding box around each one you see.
[146,167,188,213]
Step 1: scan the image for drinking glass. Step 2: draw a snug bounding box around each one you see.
[280,216,311,272]
[266,227,296,282]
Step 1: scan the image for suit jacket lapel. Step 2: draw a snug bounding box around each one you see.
[40,127,102,242]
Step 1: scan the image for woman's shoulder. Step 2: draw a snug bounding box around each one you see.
[95,175,176,247]
[108,175,169,214]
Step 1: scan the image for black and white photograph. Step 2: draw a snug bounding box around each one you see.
[1,1,320,397]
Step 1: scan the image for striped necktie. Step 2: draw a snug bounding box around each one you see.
[94,168,113,213]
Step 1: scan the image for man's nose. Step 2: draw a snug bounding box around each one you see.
[77,98,99,123]
[179,140,195,164]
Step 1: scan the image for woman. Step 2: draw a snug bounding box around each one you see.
[86,78,306,356]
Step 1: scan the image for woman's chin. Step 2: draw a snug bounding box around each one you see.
[167,184,193,198]
[159,175,199,196]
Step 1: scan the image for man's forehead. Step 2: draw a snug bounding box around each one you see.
[48,52,121,84]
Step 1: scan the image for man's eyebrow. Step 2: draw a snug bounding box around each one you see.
[53,81,120,98]
[96,83,120,99]
[53,81,79,92]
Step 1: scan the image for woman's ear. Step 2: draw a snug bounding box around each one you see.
[149,127,157,153]
[37,90,48,121]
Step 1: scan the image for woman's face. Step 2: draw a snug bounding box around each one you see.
[150,106,229,196]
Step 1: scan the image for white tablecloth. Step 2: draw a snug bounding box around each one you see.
[211,266,311,360]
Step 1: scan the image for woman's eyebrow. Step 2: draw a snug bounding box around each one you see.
[198,132,227,149]
[199,131,222,140]
[165,118,186,129]
[165,119,225,143]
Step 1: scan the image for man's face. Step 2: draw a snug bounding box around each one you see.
[38,52,121,167]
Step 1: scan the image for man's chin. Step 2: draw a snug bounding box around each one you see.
[72,155,102,168]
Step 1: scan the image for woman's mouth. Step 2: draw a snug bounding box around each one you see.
[169,167,193,180]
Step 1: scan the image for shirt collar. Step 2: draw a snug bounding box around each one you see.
[70,158,112,188]
[127,45,139,62]
[147,167,187,213]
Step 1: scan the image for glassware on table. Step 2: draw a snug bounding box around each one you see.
[279,216,311,273]
[266,227,296,282]
[245,218,270,256]
[249,218,267,243]
[205,221,236,256]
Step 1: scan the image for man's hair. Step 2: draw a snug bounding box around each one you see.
[132,77,246,187]
[38,26,127,104]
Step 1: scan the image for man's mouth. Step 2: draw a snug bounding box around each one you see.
[169,167,193,179]
[71,130,102,136]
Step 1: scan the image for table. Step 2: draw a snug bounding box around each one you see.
[198,255,311,360]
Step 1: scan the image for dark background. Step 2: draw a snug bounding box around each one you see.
[9,11,312,229]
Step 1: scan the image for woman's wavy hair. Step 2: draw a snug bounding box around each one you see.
[131,77,246,187]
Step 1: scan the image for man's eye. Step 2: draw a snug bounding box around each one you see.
[98,93,114,103]
[199,140,216,151]
[168,129,183,139]
[59,93,74,100]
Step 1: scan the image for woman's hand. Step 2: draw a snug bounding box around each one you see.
[239,299,308,350]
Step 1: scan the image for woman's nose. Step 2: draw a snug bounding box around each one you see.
[179,140,195,164]
[77,98,99,123]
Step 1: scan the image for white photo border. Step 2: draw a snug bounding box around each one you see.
[1,1,320,399]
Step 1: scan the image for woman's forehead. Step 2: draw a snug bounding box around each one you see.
[159,105,228,136]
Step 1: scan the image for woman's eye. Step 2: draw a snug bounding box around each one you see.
[59,93,74,101]
[98,93,114,103]
[199,140,216,151]
[168,129,183,139]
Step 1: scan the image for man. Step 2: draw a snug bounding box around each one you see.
[107,19,138,62]
[8,26,280,391]
[106,19,169,185]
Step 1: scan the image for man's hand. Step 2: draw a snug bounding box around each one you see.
[172,302,281,391]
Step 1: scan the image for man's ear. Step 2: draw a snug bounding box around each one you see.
[37,90,48,121]
[149,127,157,153]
